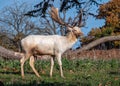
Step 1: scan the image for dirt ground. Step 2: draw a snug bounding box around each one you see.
[64,49,120,60]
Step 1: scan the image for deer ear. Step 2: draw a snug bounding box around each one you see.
[67,27,73,31]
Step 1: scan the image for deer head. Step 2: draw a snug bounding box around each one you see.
[49,7,83,37]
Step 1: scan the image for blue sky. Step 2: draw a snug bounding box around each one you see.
[0,0,38,9]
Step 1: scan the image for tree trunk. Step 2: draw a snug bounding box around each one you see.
[0,35,120,60]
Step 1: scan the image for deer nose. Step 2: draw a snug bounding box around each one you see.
[80,32,84,36]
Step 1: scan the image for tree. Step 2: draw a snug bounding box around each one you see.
[98,0,120,48]
[98,0,120,28]
[0,2,39,51]
[81,0,120,49]
[25,0,103,35]
[25,0,101,17]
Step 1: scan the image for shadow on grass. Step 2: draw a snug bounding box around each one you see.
[0,71,35,75]
[5,80,91,86]
[0,81,4,86]
[109,71,120,75]
[0,71,20,75]
[0,71,91,86]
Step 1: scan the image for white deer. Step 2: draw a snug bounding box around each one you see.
[20,7,83,78]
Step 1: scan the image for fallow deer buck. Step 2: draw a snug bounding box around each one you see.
[20,7,83,78]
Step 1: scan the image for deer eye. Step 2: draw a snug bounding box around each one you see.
[72,29,77,32]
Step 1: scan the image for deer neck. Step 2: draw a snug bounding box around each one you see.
[66,32,77,43]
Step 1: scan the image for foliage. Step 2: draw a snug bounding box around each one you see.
[81,0,120,49]
[98,0,120,28]
[98,0,120,48]
[0,58,120,86]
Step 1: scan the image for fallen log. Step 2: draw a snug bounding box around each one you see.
[76,35,120,53]
[0,46,22,60]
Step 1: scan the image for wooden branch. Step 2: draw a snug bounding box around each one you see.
[0,46,22,60]
[77,35,120,53]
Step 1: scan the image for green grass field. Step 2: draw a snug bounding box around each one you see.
[0,58,120,86]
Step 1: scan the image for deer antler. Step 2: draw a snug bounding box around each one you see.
[50,7,72,27]
[50,6,84,28]
[72,9,83,27]
[78,9,83,27]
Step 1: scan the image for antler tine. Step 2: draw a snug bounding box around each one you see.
[50,7,72,27]
[72,9,83,27]
[78,9,83,27]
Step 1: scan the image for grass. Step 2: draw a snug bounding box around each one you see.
[0,58,120,86]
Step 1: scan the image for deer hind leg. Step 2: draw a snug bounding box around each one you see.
[20,53,31,78]
[29,56,40,77]
[50,57,55,77]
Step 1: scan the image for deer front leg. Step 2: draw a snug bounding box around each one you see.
[50,57,54,77]
[29,56,40,77]
[56,54,65,78]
